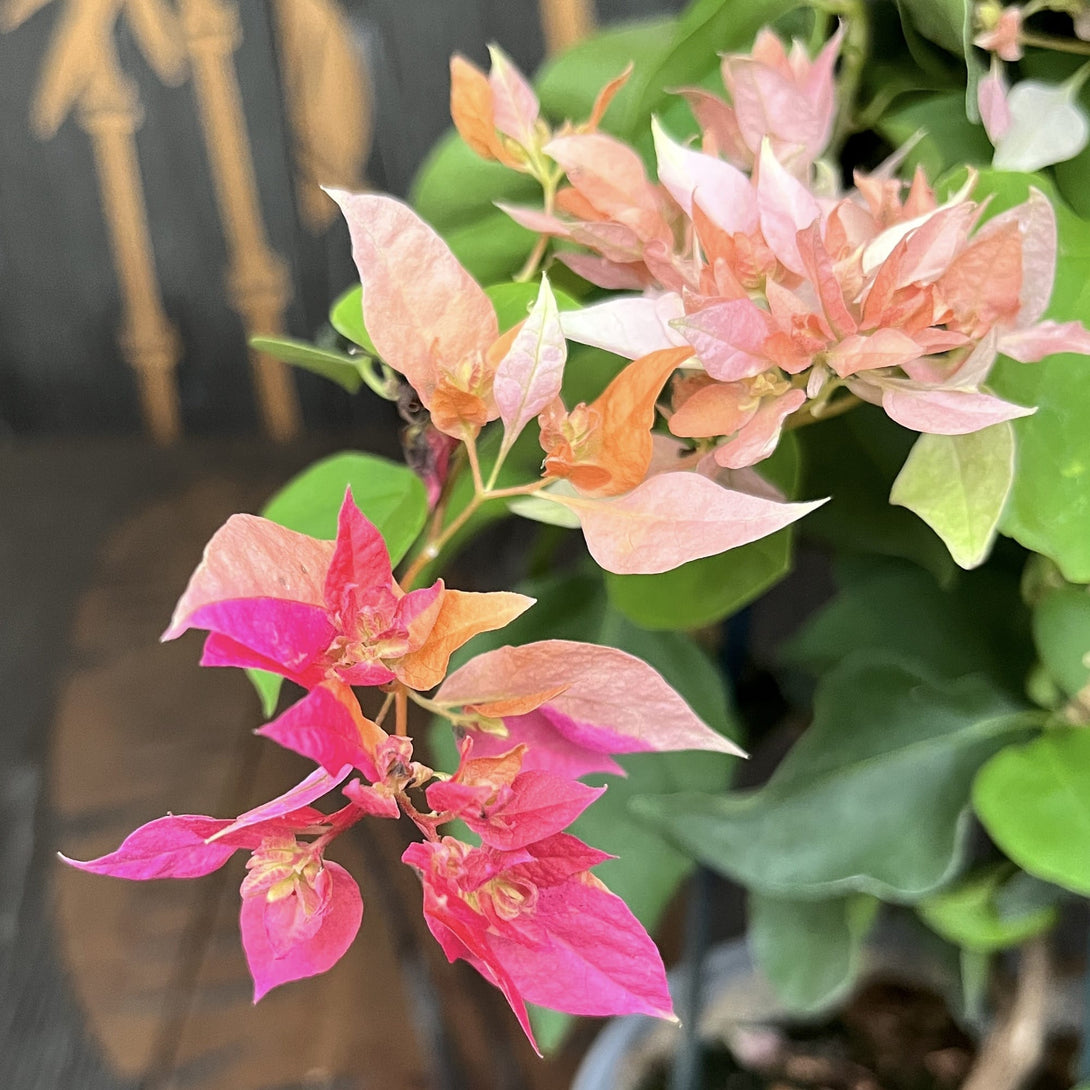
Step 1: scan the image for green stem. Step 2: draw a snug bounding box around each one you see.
[1021,31,1090,56]
[826,0,871,157]
[514,168,559,284]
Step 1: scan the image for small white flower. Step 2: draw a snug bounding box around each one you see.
[991,66,1090,173]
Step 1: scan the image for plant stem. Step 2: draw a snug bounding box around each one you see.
[961,936,1051,1090]
[1021,31,1090,56]
[514,169,558,283]
[395,686,408,738]
[827,0,870,157]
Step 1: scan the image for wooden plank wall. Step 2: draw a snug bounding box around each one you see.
[0,0,685,440]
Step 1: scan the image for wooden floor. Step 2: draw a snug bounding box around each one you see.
[0,434,588,1090]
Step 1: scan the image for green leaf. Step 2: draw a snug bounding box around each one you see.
[636,656,1032,901]
[443,209,536,285]
[918,865,1060,952]
[876,90,994,179]
[606,432,800,630]
[798,405,957,584]
[1033,585,1090,698]
[974,728,1090,894]
[895,0,968,56]
[249,335,364,394]
[622,0,801,137]
[328,285,378,355]
[408,134,539,284]
[890,423,1015,570]
[967,170,1090,582]
[262,452,427,562]
[248,668,285,719]
[894,0,983,115]
[484,281,580,333]
[535,19,675,135]
[782,556,1032,698]
[410,130,538,233]
[607,529,794,631]
[748,892,878,1013]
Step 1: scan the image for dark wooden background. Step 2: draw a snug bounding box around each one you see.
[0,0,684,438]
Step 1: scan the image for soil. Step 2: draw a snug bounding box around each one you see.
[637,977,1077,1090]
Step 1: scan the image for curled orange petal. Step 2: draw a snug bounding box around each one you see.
[542,345,692,496]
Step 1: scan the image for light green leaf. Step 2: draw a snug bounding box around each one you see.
[918,865,1060,952]
[974,728,1090,894]
[484,281,580,333]
[328,285,378,355]
[443,209,536,285]
[748,893,878,1013]
[410,129,538,232]
[636,656,1033,901]
[623,0,801,137]
[606,528,794,630]
[798,405,956,584]
[1033,585,1090,698]
[507,491,581,528]
[966,170,1090,582]
[535,19,675,136]
[249,335,364,394]
[262,452,427,562]
[890,423,1015,570]
[896,0,968,56]
[247,668,285,719]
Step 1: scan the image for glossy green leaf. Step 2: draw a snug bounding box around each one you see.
[974,728,1090,894]
[966,170,1090,582]
[918,865,1060,952]
[249,335,364,394]
[890,423,1015,570]
[606,433,800,630]
[410,129,538,232]
[622,0,801,137]
[484,281,580,333]
[328,285,378,355]
[636,656,1032,901]
[535,19,674,135]
[1033,585,1090,698]
[798,405,956,584]
[783,555,1032,698]
[408,133,539,286]
[748,892,878,1013]
[262,452,427,562]
[606,528,794,631]
[443,209,537,285]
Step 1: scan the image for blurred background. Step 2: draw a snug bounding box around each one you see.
[0,2,689,1087]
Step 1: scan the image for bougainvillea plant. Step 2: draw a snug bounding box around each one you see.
[68,0,1090,1076]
